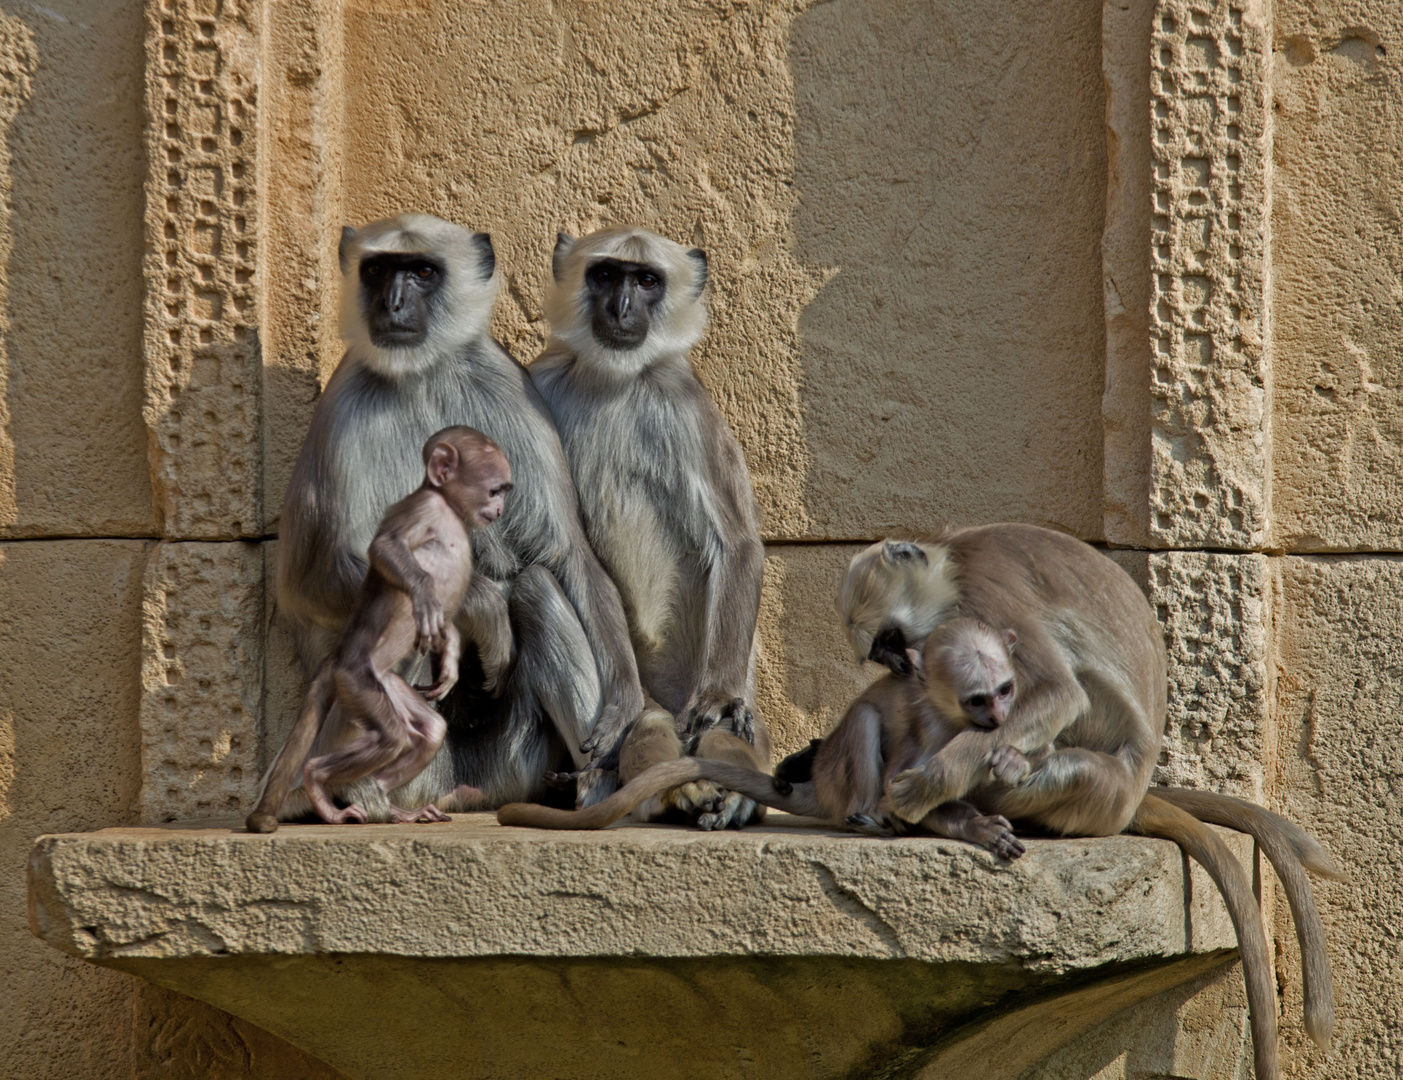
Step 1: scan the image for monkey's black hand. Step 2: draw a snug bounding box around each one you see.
[683,691,755,751]
[580,703,632,771]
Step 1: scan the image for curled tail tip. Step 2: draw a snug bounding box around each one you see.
[245,812,278,834]
[496,803,528,826]
[1304,1011,1334,1051]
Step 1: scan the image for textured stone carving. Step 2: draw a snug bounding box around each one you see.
[1149,551,1271,799]
[143,0,264,539]
[1149,1,1272,549]
[139,542,264,822]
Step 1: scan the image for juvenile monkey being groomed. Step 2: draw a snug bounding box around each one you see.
[247,427,512,832]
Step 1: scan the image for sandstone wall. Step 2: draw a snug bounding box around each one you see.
[0,0,1397,1076]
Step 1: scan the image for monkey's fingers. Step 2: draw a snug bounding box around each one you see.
[421,673,458,701]
[988,746,1032,787]
[542,770,579,790]
[969,814,1024,860]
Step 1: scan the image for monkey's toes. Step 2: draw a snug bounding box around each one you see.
[332,803,369,825]
[671,781,722,816]
[846,812,895,837]
[542,770,578,790]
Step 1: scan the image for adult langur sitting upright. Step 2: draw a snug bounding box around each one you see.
[530,226,769,829]
[269,213,644,821]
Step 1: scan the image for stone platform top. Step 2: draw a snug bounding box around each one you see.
[28,812,1236,970]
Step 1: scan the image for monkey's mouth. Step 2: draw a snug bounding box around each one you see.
[370,326,428,348]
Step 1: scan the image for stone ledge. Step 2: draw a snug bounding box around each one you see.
[27,813,1246,1080]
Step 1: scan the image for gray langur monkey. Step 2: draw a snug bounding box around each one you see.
[528,226,769,830]
[836,527,1344,1080]
[271,213,645,820]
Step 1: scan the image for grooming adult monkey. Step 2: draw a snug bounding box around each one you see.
[839,527,1343,1079]
[273,213,644,820]
[501,616,1025,862]
[248,428,510,833]
[529,227,769,829]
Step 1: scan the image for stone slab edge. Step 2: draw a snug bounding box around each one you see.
[29,819,1237,972]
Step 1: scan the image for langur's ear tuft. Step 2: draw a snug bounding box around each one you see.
[553,232,576,283]
[426,442,460,488]
[882,540,928,566]
[339,226,357,274]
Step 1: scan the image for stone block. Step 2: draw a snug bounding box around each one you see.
[0,3,154,539]
[1271,2,1403,552]
[1274,555,1400,1078]
[143,1,264,539]
[139,542,265,823]
[0,539,147,1078]
[1148,0,1273,550]
[1149,551,1273,800]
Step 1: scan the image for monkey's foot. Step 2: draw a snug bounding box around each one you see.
[418,674,458,702]
[542,770,578,790]
[988,746,1033,787]
[322,803,369,825]
[389,803,451,824]
[697,789,759,831]
[965,814,1025,860]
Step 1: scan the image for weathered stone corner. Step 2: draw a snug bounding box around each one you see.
[30,814,1245,1080]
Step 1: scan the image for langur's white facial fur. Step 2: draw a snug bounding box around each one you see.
[545,226,709,375]
[339,212,500,379]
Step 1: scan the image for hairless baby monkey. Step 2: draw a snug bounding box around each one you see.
[247,426,512,832]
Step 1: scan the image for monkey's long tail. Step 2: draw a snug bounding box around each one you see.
[245,668,333,834]
[1131,793,1278,1080]
[497,758,820,829]
[1152,786,1342,1049]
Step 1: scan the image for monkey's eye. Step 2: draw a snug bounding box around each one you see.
[365,264,382,276]
[637,272,660,289]
[965,695,987,710]
[997,682,1013,697]
[490,484,512,496]
[416,265,436,279]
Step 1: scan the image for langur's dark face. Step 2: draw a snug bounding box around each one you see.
[585,258,665,349]
[360,253,445,348]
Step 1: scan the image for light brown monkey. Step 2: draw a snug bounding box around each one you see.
[840,527,1343,1078]
[500,618,1024,860]
[530,226,769,829]
[247,427,512,833]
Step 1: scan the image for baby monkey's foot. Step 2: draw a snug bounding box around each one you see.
[326,802,369,825]
[845,812,897,837]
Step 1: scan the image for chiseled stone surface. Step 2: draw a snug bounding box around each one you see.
[1274,556,1399,1080]
[1149,0,1273,550]
[139,542,265,824]
[1271,2,1403,552]
[28,817,1237,967]
[1149,551,1272,800]
[143,0,264,540]
[28,816,1243,1080]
